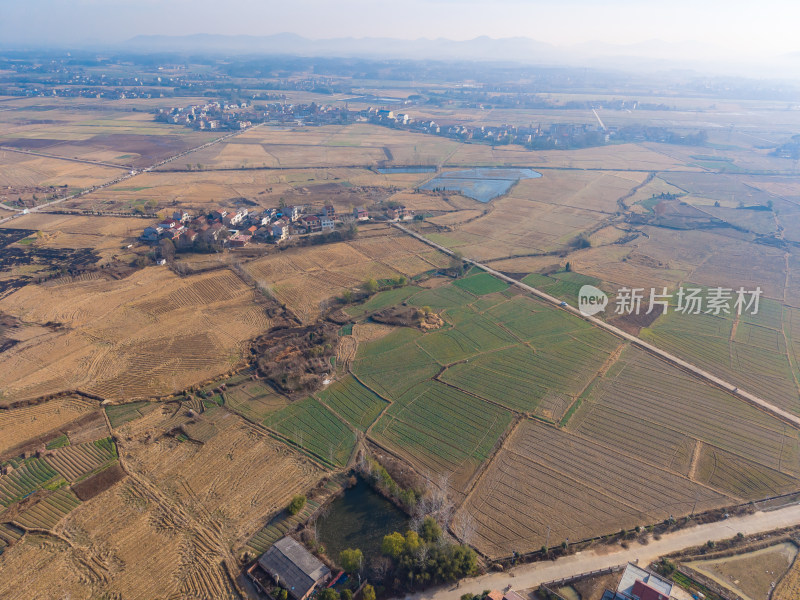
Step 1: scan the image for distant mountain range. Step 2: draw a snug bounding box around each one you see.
[121,33,713,63]
[115,33,797,77]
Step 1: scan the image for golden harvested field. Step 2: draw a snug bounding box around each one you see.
[0,107,216,167]
[0,396,96,456]
[570,226,789,300]
[119,406,323,542]
[0,405,324,600]
[244,232,437,322]
[0,535,97,600]
[0,149,122,189]
[67,166,410,213]
[155,123,461,170]
[0,213,142,262]
[507,169,647,213]
[775,552,800,600]
[0,267,269,402]
[418,170,647,260]
[447,142,697,170]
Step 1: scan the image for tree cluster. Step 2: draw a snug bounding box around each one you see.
[379,521,477,592]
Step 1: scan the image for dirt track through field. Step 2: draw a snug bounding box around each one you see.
[393,224,800,430]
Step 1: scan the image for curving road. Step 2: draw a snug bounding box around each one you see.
[401,502,800,600]
[393,223,800,429]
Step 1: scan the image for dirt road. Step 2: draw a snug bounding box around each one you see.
[402,503,800,600]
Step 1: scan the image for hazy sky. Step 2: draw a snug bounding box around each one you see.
[2,0,800,57]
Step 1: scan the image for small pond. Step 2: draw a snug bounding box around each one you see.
[419,167,542,202]
[317,479,408,567]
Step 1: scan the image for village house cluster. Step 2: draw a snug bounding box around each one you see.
[156,101,253,131]
[139,200,415,249]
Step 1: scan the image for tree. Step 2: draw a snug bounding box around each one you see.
[340,548,363,574]
[564,262,571,272]
[341,590,353,600]
[404,531,421,554]
[363,278,379,294]
[382,532,406,559]
[362,584,376,600]
[277,589,289,600]
[287,494,306,515]
[420,516,441,543]
[159,238,175,262]
[318,588,339,600]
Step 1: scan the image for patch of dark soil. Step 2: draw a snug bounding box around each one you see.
[0,138,65,149]
[608,308,662,335]
[86,133,204,167]
[0,228,37,248]
[71,462,126,501]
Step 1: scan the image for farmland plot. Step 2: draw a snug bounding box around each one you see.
[0,267,268,402]
[264,396,356,467]
[457,419,730,558]
[0,396,96,455]
[316,375,388,431]
[12,487,82,530]
[370,381,514,495]
[642,296,800,415]
[568,348,800,491]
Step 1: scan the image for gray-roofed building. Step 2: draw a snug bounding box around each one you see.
[258,537,331,600]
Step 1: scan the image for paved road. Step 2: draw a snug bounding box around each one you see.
[402,503,800,600]
[0,124,263,225]
[393,224,800,429]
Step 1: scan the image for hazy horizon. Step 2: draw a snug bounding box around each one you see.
[3,0,800,61]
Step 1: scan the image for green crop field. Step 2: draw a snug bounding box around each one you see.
[316,375,388,431]
[416,307,518,363]
[224,381,289,423]
[264,397,356,467]
[370,380,513,490]
[105,401,156,428]
[0,458,62,507]
[13,487,82,530]
[522,271,603,306]
[352,328,441,398]
[453,271,509,296]
[43,438,118,482]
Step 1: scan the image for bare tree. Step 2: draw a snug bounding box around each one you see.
[451,509,477,547]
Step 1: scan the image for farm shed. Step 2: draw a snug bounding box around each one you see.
[258,536,331,600]
[601,563,672,600]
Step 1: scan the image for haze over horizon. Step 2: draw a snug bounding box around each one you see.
[3,0,800,63]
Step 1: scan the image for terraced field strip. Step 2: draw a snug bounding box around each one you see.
[0,458,61,507]
[12,487,81,530]
[316,374,389,431]
[394,224,800,429]
[370,381,514,491]
[246,498,320,555]
[43,437,118,481]
[264,396,356,467]
[105,401,155,428]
